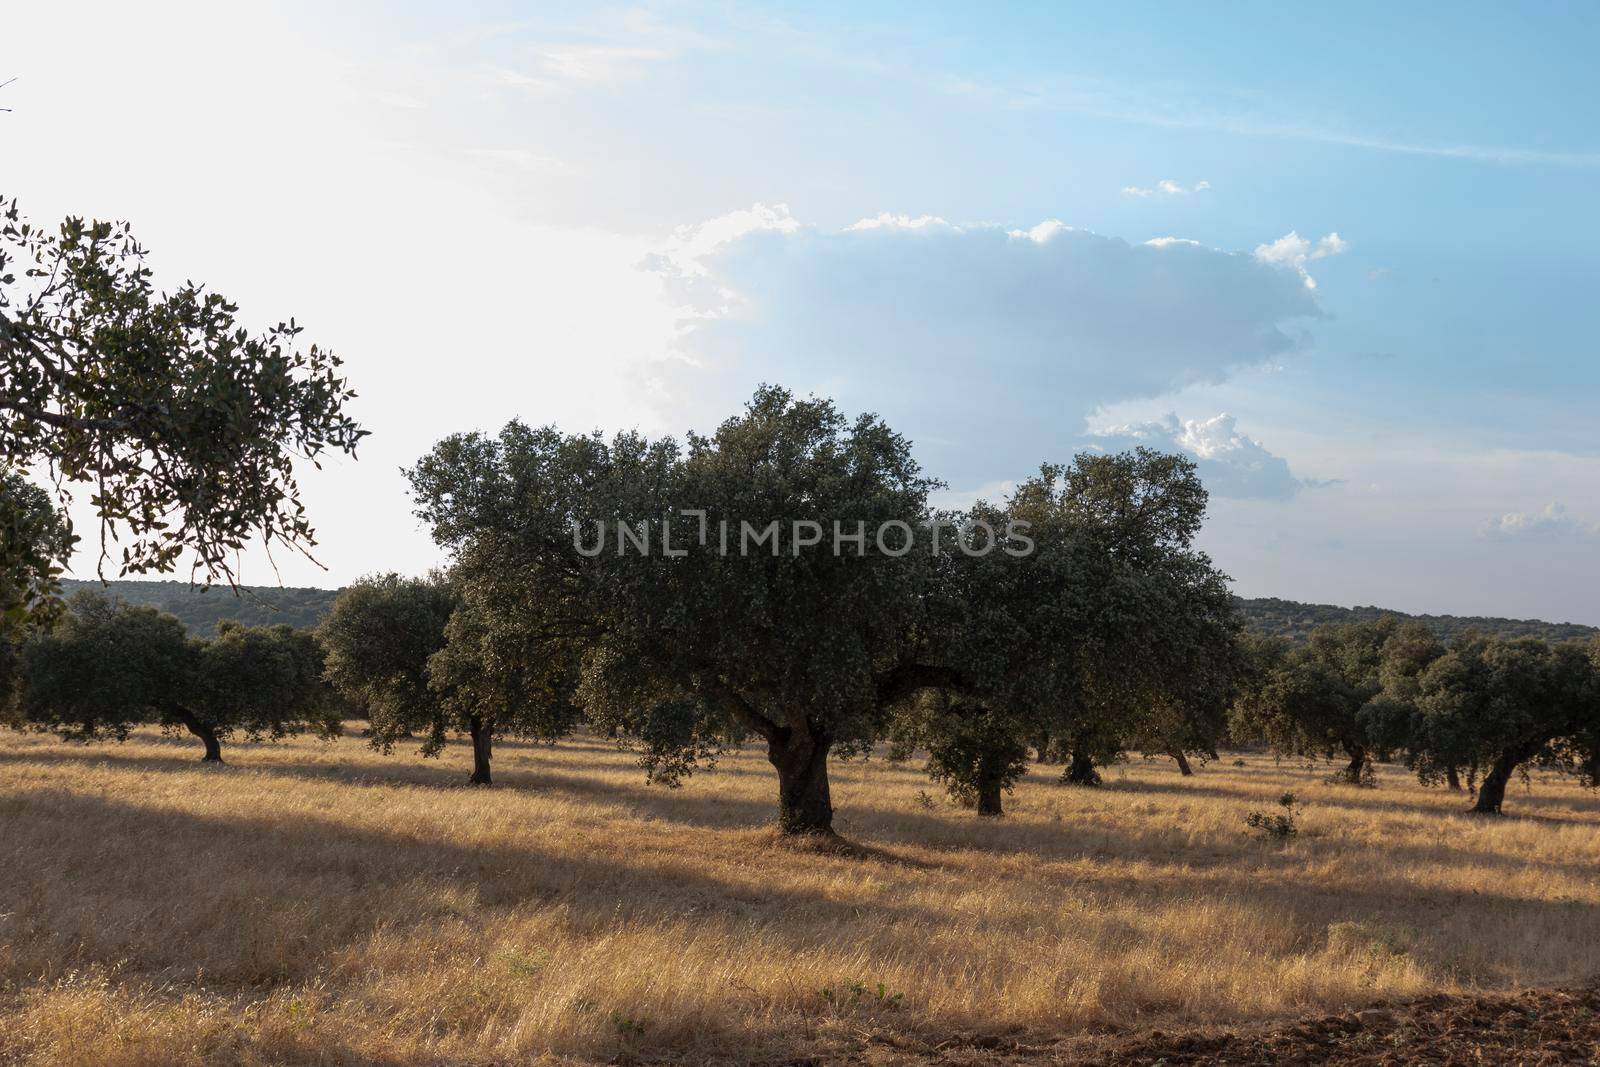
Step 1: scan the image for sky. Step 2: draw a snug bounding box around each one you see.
[4,2,1600,623]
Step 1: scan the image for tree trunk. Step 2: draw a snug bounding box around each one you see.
[1033,732,1052,764]
[1170,749,1193,776]
[1340,744,1368,785]
[1063,750,1101,786]
[1445,765,1462,791]
[1473,751,1518,814]
[467,715,493,785]
[174,709,223,763]
[767,730,834,835]
[975,766,1005,817]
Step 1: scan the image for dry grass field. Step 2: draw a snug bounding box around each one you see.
[1,728,1598,1066]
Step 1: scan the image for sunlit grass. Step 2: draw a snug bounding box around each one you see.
[2,727,1597,1065]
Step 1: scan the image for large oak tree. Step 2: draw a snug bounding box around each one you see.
[408,387,938,833]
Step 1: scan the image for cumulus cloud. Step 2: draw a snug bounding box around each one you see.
[1123,179,1210,197]
[1482,502,1600,540]
[640,206,1327,488]
[1087,413,1309,499]
[1253,231,1348,289]
[846,213,950,231]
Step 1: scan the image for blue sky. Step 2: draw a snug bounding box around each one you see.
[6,3,1600,622]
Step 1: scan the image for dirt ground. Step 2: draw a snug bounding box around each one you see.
[843,986,1600,1066]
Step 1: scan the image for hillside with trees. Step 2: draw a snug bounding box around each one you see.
[58,579,339,636]
[1235,596,1599,645]
[62,581,1597,646]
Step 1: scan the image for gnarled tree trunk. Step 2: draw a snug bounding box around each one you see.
[174,708,223,763]
[767,729,833,834]
[975,764,1005,817]
[1170,749,1193,776]
[1445,765,1462,791]
[1339,743,1368,785]
[1033,732,1052,764]
[1473,751,1519,814]
[468,714,493,786]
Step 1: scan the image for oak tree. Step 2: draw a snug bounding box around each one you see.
[409,387,937,833]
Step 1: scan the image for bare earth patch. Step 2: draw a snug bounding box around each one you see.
[1078,986,1600,1065]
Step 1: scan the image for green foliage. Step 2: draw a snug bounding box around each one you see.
[1246,791,1301,839]
[14,591,339,758]
[198,620,341,745]
[58,578,339,636]
[426,577,585,746]
[1232,618,1436,784]
[889,695,1030,813]
[16,591,193,743]
[0,195,365,588]
[905,449,1240,811]
[1399,635,1600,812]
[319,572,457,754]
[0,468,76,635]
[1236,596,1597,646]
[819,981,904,1011]
[408,386,935,831]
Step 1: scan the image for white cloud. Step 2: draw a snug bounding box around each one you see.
[846,213,951,231]
[1253,231,1349,289]
[1088,413,1311,499]
[640,208,1325,489]
[1482,502,1600,540]
[1144,236,1200,247]
[1123,178,1211,197]
[1008,219,1071,242]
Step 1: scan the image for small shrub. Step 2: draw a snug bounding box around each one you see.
[913,790,936,810]
[820,980,905,1012]
[1246,792,1300,840]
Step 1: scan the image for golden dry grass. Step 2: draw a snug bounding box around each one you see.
[1,728,1598,1066]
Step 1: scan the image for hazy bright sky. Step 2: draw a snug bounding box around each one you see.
[6,3,1600,622]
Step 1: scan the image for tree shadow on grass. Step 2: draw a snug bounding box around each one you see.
[0,743,944,865]
[1099,774,1600,826]
[4,744,1595,886]
[4,770,1595,1014]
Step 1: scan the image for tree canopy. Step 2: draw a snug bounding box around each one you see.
[320,573,456,746]
[1232,617,1430,785]
[13,591,338,761]
[0,195,366,615]
[0,466,75,634]
[408,386,939,831]
[407,390,1242,828]
[897,450,1239,812]
[1405,636,1599,813]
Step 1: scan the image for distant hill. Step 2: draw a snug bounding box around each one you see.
[1235,596,1599,646]
[59,579,340,636]
[59,579,1599,646]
